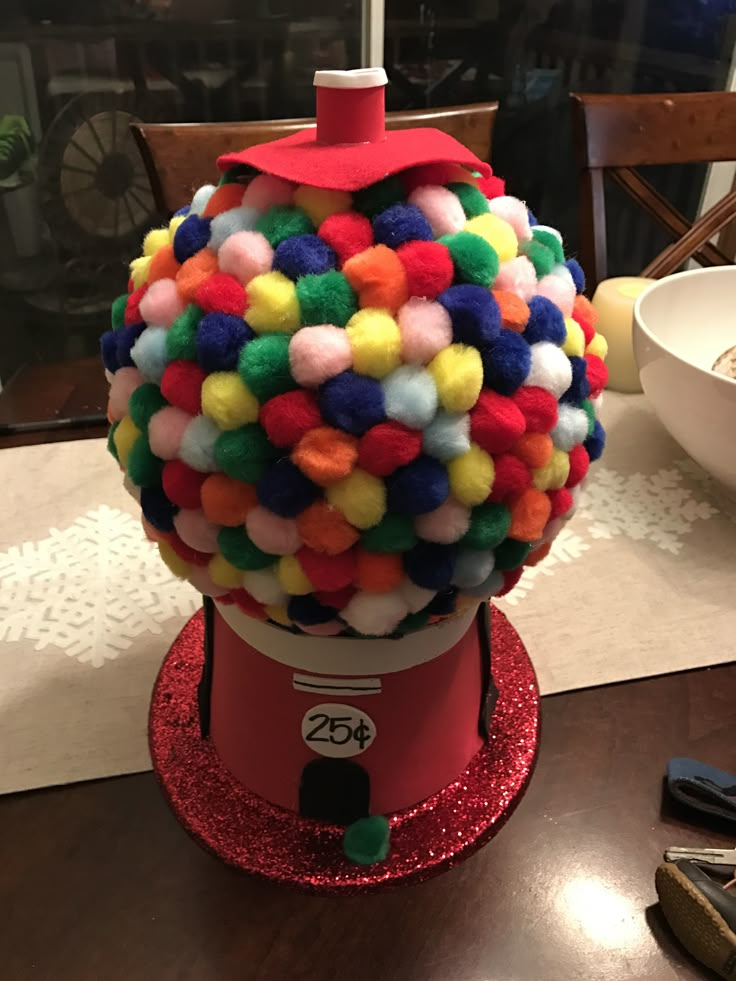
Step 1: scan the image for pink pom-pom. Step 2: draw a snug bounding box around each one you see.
[488,196,532,242]
[295,620,345,636]
[173,508,221,554]
[246,506,301,555]
[536,274,575,317]
[108,367,143,420]
[242,174,294,211]
[187,565,231,597]
[414,498,470,544]
[138,278,185,327]
[148,406,192,460]
[408,186,465,237]
[494,256,537,301]
[397,297,453,364]
[288,325,353,387]
[217,230,274,285]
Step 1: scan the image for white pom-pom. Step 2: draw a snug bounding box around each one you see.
[453,549,495,588]
[179,415,219,472]
[383,365,438,429]
[526,342,573,398]
[242,568,287,606]
[190,184,216,215]
[551,405,589,451]
[341,590,409,635]
[398,579,435,614]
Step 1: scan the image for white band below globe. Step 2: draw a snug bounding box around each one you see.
[215,602,479,676]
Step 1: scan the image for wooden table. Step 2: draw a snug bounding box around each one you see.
[1,662,734,980]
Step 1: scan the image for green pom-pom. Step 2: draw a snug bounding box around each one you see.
[447,182,490,218]
[128,383,168,431]
[439,231,499,287]
[397,609,430,633]
[494,537,532,571]
[166,304,202,361]
[218,164,249,186]
[111,294,128,330]
[238,333,295,402]
[343,816,391,865]
[520,238,555,279]
[581,398,596,436]
[217,526,275,571]
[462,503,512,550]
[354,176,405,219]
[126,436,163,488]
[214,424,275,482]
[531,227,565,265]
[107,422,120,461]
[361,513,417,553]
[256,205,314,248]
[296,270,357,327]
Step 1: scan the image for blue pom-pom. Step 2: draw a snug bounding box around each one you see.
[141,486,178,532]
[437,284,501,348]
[523,295,566,346]
[387,455,449,515]
[373,204,433,249]
[319,371,385,436]
[425,587,457,616]
[174,205,190,217]
[256,458,319,517]
[208,206,260,251]
[527,209,538,226]
[173,214,213,263]
[382,365,437,429]
[287,594,336,625]
[481,329,532,395]
[100,330,119,373]
[273,234,337,280]
[584,419,606,461]
[115,322,146,368]
[404,541,457,589]
[196,312,253,372]
[566,258,585,294]
[560,355,591,404]
[131,326,169,384]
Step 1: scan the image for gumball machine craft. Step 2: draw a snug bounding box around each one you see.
[103,68,608,892]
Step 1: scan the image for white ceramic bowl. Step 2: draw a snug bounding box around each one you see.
[633,266,736,494]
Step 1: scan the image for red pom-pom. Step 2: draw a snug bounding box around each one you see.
[195,272,247,316]
[477,175,506,200]
[470,390,526,454]
[396,240,454,300]
[260,390,322,448]
[512,386,558,433]
[572,294,597,345]
[297,546,357,592]
[548,487,574,519]
[163,531,211,566]
[316,585,356,609]
[162,460,208,509]
[498,567,523,595]
[125,285,148,325]
[160,360,206,416]
[230,588,267,620]
[318,212,373,265]
[488,453,531,502]
[358,421,422,477]
[585,354,608,398]
[566,445,590,488]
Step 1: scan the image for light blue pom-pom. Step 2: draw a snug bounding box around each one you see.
[130,326,168,384]
[208,205,260,251]
[190,184,216,216]
[452,549,495,588]
[382,365,438,430]
[552,404,589,451]
[464,568,504,597]
[179,415,220,472]
[422,410,470,461]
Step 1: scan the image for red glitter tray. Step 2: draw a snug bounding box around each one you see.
[149,606,540,894]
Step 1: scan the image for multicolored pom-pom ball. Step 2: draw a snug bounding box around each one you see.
[103,161,607,637]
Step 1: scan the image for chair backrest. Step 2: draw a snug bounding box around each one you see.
[571,91,736,292]
[131,103,498,216]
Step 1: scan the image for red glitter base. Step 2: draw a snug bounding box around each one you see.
[149,606,540,894]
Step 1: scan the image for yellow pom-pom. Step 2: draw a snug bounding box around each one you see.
[158,541,191,579]
[345,309,402,379]
[428,343,483,412]
[447,443,495,506]
[277,555,313,595]
[143,228,170,257]
[562,317,585,358]
[265,604,292,627]
[208,553,244,589]
[586,333,609,360]
[201,372,259,430]
[464,214,518,262]
[327,468,386,530]
[533,448,570,491]
[168,214,186,241]
[293,186,352,227]
[129,255,151,289]
[113,415,141,468]
[246,271,301,334]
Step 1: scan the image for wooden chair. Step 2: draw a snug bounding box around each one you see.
[131,103,498,217]
[571,92,736,292]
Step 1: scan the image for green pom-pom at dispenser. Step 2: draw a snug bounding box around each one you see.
[354,175,405,219]
[447,181,490,218]
[440,231,499,287]
[531,227,565,265]
[166,304,203,361]
[111,294,128,330]
[462,503,512,550]
[494,537,532,571]
[214,424,275,482]
[128,383,168,432]
[520,238,555,279]
[295,270,357,327]
[127,436,164,488]
[238,333,294,402]
[256,205,314,248]
[343,815,391,865]
[361,512,417,553]
[217,526,276,571]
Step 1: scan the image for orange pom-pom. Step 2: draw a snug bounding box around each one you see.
[292,426,359,486]
[508,487,552,542]
[202,183,245,216]
[296,499,359,555]
[355,550,404,593]
[175,248,219,303]
[148,243,181,283]
[572,293,598,344]
[343,245,409,314]
[201,473,258,526]
[513,432,553,469]
[493,289,530,333]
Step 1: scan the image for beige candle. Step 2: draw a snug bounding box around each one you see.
[591,276,655,392]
